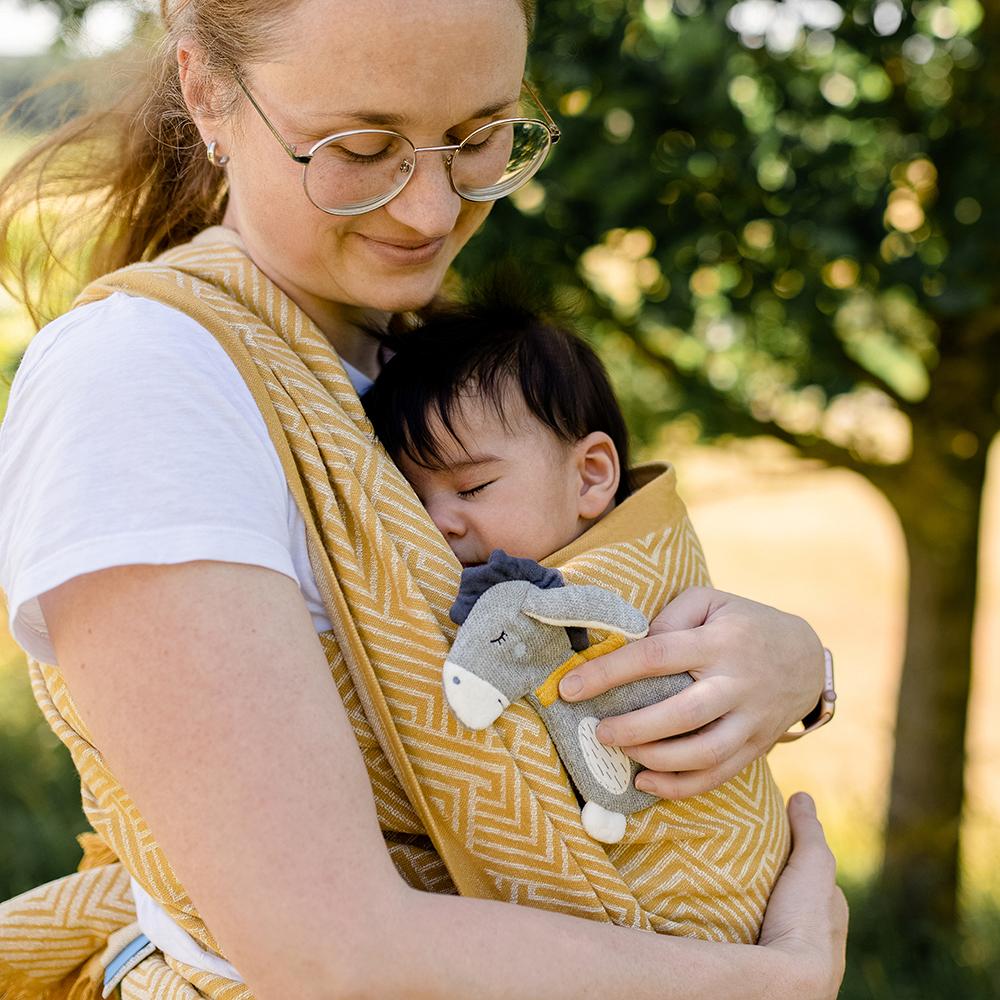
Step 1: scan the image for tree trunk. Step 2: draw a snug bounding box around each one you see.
[879,415,988,939]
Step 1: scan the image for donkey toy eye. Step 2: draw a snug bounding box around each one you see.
[490,631,508,645]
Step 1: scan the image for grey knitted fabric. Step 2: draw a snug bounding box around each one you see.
[442,552,693,828]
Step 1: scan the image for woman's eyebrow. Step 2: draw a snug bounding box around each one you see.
[304,96,521,132]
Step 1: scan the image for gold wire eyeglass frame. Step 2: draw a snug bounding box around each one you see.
[233,75,562,217]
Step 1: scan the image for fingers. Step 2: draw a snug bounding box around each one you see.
[595,680,738,747]
[759,792,848,993]
[559,629,705,701]
[632,742,762,799]
[619,714,747,773]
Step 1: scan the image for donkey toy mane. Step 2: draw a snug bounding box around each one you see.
[450,550,588,651]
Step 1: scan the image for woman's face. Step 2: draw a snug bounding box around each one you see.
[207,0,528,322]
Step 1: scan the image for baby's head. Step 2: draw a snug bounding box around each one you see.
[363,289,633,566]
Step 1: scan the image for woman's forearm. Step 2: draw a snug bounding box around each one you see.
[317,793,846,1000]
[304,793,848,1000]
[352,890,792,1000]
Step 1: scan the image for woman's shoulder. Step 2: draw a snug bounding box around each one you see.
[0,291,301,664]
[16,291,245,399]
[2,291,285,503]
[4,290,276,467]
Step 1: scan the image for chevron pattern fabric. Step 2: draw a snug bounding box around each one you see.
[0,229,789,998]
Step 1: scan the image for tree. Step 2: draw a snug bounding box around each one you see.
[459,0,998,941]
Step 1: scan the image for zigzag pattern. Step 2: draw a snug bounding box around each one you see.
[0,864,132,988]
[0,230,789,997]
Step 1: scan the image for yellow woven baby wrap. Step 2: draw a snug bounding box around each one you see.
[0,228,789,999]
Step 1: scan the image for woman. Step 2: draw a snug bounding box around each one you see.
[0,1,846,997]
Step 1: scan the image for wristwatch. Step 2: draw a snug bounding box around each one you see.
[777,647,836,742]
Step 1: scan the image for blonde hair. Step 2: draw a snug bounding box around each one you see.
[0,0,537,327]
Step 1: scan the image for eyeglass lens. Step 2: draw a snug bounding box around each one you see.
[303,120,553,215]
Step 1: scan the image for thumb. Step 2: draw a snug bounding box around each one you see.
[786,793,836,873]
[650,585,717,634]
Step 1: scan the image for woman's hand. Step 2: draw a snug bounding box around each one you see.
[759,793,849,998]
[557,586,826,797]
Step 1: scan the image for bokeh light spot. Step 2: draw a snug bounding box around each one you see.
[559,89,591,117]
[743,219,775,250]
[823,258,860,290]
[954,197,982,224]
[821,73,858,108]
[885,191,925,233]
[604,108,635,142]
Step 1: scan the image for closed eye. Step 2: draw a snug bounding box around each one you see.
[490,631,508,645]
[457,127,503,151]
[458,480,496,499]
[448,109,518,144]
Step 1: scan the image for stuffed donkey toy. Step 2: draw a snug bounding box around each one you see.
[446,550,693,843]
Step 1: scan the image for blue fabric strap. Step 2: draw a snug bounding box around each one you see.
[102,933,156,997]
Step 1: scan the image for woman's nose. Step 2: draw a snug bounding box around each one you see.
[383,151,463,238]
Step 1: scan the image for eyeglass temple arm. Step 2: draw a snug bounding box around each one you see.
[522,79,561,143]
[233,73,312,164]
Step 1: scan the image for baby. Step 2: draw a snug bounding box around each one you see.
[362,286,790,938]
[361,288,632,565]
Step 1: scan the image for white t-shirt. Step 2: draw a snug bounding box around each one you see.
[0,291,374,664]
[0,291,380,982]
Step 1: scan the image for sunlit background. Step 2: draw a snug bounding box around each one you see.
[1,1,997,996]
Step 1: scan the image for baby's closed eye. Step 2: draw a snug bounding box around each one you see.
[457,480,497,499]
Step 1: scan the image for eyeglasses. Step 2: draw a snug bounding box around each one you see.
[234,76,561,217]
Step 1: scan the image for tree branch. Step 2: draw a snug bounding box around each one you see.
[621,327,902,480]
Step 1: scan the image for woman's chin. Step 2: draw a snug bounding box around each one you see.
[354,280,445,315]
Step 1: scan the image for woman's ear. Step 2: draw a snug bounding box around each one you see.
[574,432,620,521]
[176,39,224,144]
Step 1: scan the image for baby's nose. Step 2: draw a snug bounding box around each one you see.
[429,501,466,539]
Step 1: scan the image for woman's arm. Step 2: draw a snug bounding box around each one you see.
[42,563,843,1000]
[558,586,826,798]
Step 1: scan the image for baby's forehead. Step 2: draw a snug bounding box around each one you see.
[441,389,549,446]
[421,389,563,471]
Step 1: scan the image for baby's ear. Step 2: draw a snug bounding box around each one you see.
[575,432,620,519]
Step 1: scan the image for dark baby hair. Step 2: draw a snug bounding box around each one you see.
[362,278,635,505]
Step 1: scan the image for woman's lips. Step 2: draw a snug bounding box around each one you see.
[360,234,447,266]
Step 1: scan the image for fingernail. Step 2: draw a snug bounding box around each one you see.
[635,776,654,793]
[595,722,613,744]
[792,792,816,814]
[560,674,583,698]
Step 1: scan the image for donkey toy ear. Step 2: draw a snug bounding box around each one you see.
[521,584,649,639]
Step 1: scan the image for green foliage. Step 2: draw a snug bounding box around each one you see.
[0,656,86,900]
[458,0,997,463]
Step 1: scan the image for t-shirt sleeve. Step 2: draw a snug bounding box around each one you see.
[0,293,298,664]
